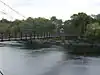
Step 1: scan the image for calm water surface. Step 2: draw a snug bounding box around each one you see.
[0,41,100,75]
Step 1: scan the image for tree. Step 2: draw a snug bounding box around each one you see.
[70,12,93,36]
[85,22,100,37]
[50,16,57,23]
[50,16,64,34]
[0,18,9,23]
[64,20,81,35]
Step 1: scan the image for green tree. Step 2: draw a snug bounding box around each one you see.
[71,12,93,36]
[85,22,100,37]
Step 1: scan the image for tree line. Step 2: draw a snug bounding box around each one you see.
[0,12,100,41]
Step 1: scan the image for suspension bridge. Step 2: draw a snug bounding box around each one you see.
[0,32,79,42]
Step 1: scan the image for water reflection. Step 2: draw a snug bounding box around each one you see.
[0,41,100,75]
[67,66,89,75]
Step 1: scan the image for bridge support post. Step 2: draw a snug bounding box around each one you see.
[48,32,50,38]
[33,31,36,39]
[14,32,17,41]
[61,36,65,44]
[47,32,49,38]
[29,33,32,40]
[38,34,40,39]
[46,32,48,41]
[29,33,32,44]
[44,32,46,40]
[20,32,22,40]
[8,33,11,41]
[1,33,3,41]
[42,32,45,40]
[36,33,39,39]
[25,34,27,40]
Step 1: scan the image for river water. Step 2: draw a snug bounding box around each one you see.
[0,41,100,75]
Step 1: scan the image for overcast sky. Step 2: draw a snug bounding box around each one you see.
[0,0,100,20]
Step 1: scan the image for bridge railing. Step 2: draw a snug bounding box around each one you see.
[0,32,58,41]
[0,32,79,41]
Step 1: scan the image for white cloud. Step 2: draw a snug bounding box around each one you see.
[0,0,100,20]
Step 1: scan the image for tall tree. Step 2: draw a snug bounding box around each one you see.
[70,12,93,36]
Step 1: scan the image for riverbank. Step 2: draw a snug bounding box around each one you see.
[17,39,100,55]
[18,39,62,49]
[63,40,100,54]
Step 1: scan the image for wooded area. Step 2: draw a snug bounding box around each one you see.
[0,12,100,41]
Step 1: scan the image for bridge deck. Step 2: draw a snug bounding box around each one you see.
[0,33,79,41]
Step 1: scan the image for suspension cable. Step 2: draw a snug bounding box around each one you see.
[0,0,26,19]
[0,70,4,75]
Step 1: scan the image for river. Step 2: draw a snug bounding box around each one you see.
[0,41,100,75]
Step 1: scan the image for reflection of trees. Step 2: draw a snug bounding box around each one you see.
[62,50,89,65]
[62,51,77,61]
[20,41,52,50]
[72,56,89,65]
[59,50,89,75]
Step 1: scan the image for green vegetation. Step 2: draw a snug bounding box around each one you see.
[1,12,100,42]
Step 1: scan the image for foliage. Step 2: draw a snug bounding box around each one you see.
[85,22,100,40]
[0,12,100,42]
[70,12,93,35]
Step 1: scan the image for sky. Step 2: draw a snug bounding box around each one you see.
[0,0,100,21]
